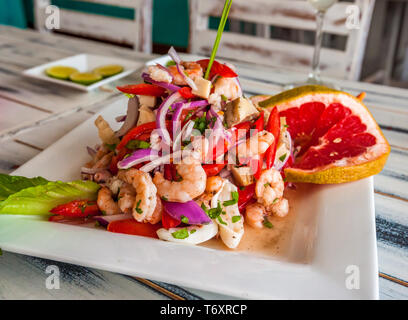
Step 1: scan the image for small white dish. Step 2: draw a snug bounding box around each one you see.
[0,93,379,299]
[22,54,141,92]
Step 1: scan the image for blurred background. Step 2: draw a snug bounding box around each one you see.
[0,0,407,88]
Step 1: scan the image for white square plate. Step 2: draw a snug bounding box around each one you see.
[22,54,141,92]
[0,95,378,299]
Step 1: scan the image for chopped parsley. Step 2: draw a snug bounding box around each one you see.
[171,228,189,239]
[232,215,242,223]
[181,215,189,224]
[222,191,239,207]
[205,201,223,219]
[106,143,117,151]
[217,216,227,225]
[263,218,273,229]
[126,139,150,150]
[193,112,209,134]
[279,153,287,162]
[135,200,143,214]
[166,60,176,67]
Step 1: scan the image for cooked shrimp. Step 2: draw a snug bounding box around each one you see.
[208,77,242,105]
[93,152,113,169]
[236,131,274,163]
[245,202,266,229]
[269,198,289,218]
[93,170,112,183]
[120,169,158,223]
[117,183,136,214]
[153,157,206,202]
[148,65,172,83]
[149,197,163,225]
[168,61,203,85]
[97,187,121,216]
[255,168,284,207]
[205,176,224,194]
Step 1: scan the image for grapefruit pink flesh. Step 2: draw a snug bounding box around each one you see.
[255,86,390,184]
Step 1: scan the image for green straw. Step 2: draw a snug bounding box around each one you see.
[204,0,233,80]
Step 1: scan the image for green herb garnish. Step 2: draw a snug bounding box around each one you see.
[222,191,239,207]
[232,215,242,223]
[166,60,176,67]
[204,0,233,79]
[217,216,227,225]
[207,201,223,219]
[263,218,273,229]
[135,199,143,214]
[272,198,279,204]
[221,94,228,102]
[171,228,189,239]
[106,143,117,151]
[181,215,189,224]
[161,196,168,201]
[279,153,287,162]
[190,229,196,234]
[126,139,151,150]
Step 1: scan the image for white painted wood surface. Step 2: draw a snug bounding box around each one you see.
[33,0,152,53]
[189,0,375,81]
[0,26,407,300]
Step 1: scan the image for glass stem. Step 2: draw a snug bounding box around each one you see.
[309,10,325,83]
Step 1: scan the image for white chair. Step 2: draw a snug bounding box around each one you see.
[34,0,152,53]
[189,0,375,81]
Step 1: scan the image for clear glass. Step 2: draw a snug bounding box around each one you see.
[285,0,339,90]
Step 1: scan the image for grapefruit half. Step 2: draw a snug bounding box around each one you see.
[252,85,390,184]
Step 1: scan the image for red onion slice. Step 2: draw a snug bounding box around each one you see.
[163,200,212,225]
[115,96,140,137]
[156,91,182,146]
[168,46,198,91]
[94,213,133,227]
[117,148,159,169]
[142,73,180,92]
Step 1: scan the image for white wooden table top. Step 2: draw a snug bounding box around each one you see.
[0,25,407,300]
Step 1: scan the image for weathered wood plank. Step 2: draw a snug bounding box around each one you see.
[0,98,49,135]
[0,251,167,300]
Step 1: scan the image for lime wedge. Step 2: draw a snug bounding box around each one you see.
[93,64,124,78]
[69,72,102,85]
[45,66,79,80]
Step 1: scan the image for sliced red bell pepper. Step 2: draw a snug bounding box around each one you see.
[196,59,238,78]
[178,86,196,99]
[50,200,100,217]
[116,121,156,150]
[161,209,181,229]
[264,107,281,169]
[107,219,160,238]
[202,163,226,177]
[117,84,166,97]
[252,111,264,134]
[238,183,256,212]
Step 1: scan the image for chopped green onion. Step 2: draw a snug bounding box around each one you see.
[217,216,227,225]
[279,153,287,162]
[181,215,189,224]
[135,200,143,214]
[222,191,239,207]
[166,60,176,67]
[204,0,233,79]
[263,218,273,229]
[171,228,189,239]
[126,139,151,150]
[232,215,241,223]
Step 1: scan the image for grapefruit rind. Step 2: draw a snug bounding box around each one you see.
[255,85,390,184]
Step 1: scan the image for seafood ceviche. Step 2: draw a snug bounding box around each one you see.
[82,48,292,249]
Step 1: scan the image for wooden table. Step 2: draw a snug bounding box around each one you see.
[0,26,407,300]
